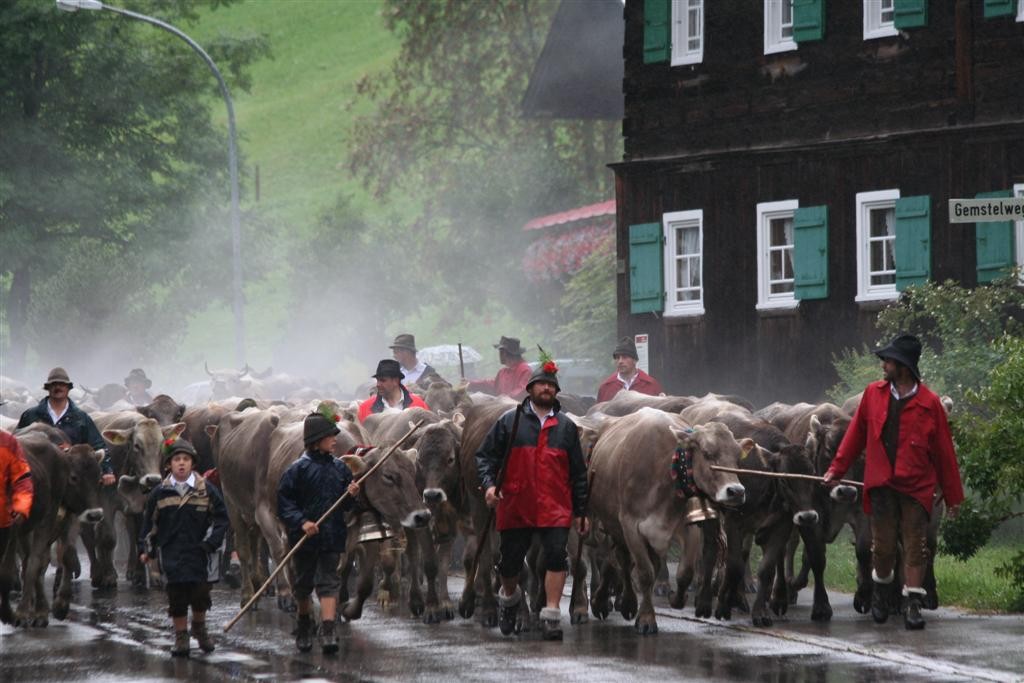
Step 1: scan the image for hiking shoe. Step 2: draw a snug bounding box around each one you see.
[295,615,314,653]
[903,588,926,630]
[540,607,563,641]
[170,629,190,657]
[871,574,894,625]
[497,586,522,636]
[320,618,339,654]
[191,621,215,653]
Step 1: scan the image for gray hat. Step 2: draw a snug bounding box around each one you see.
[612,336,639,360]
[124,368,152,388]
[43,367,74,390]
[388,333,417,353]
[162,438,197,467]
[493,336,525,357]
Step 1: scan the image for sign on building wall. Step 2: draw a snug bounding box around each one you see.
[949,198,1024,223]
[635,333,650,374]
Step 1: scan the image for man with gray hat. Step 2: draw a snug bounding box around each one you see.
[596,336,663,402]
[17,367,113,486]
[466,336,532,399]
[824,334,964,631]
[124,368,154,406]
[388,334,442,389]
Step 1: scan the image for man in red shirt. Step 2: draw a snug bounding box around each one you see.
[357,359,429,423]
[466,336,532,399]
[824,334,963,631]
[596,336,663,402]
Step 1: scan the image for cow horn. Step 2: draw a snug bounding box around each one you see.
[204,361,214,377]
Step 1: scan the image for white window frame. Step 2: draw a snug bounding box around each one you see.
[663,209,705,317]
[1018,0,1024,23]
[671,0,704,66]
[855,189,901,303]
[764,0,797,55]
[863,0,898,40]
[756,200,800,311]
[1015,183,1024,280]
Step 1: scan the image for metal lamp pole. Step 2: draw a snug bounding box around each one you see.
[57,0,246,367]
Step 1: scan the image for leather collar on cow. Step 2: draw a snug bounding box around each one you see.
[671,446,700,499]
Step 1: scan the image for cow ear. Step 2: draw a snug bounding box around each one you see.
[672,426,698,450]
[738,438,756,460]
[340,454,367,476]
[163,422,186,440]
[804,429,818,454]
[403,447,418,463]
[93,449,105,465]
[451,411,467,428]
[205,424,219,438]
[102,428,131,446]
[136,406,152,419]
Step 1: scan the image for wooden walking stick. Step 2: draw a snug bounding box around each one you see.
[465,404,522,590]
[568,470,594,616]
[458,342,465,382]
[710,465,864,488]
[222,419,425,633]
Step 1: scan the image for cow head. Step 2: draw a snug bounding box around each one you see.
[104,419,186,510]
[62,444,105,524]
[672,422,746,507]
[205,361,254,400]
[413,419,463,507]
[424,382,472,414]
[805,413,858,504]
[766,444,820,527]
[342,448,432,529]
[137,394,186,426]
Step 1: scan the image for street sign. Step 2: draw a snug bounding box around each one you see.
[635,333,650,374]
[949,197,1024,223]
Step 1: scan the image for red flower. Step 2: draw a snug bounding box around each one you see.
[543,361,558,374]
[164,438,175,447]
[333,414,341,422]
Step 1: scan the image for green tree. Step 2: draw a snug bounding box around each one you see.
[0,0,268,376]
[554,235,616,362]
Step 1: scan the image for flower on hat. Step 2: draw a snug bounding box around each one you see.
[317,401,341,423]
[162,438,176,457]
[543,360,558,374]
[537,345,558,375]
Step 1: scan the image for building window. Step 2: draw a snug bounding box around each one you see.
[663,209,704,316]
[856,189,901,302]
[1018,0,1024,22]
[765,0,797,55]
[864,0,898,39]
[756,200,799,310]
[1016,184,1024,279]
[671,0,704,65]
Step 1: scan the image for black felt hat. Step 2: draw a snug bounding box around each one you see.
[303,411,341,448]
[372,358,405,380]
[162,438,197,467]
[493,336,525,357]
[874,334,923,381]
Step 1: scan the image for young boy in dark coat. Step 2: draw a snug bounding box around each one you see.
[277,411,360,654]
[139,438,229,657]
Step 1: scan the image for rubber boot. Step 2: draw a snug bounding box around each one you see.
[192,621,215,653]
[540,606,563,641]
[497,586,522,636]
[903,587,926,630]
[170,629,190,657]
[871,570,894,625]
[295,614,314,653]
[320,618,339,654]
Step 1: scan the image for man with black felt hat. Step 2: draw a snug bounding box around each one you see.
[466,335,533,399]
[475,351,589,641]
[356,359,430,423]
[824,334,964,631]
[596,336,664,402]
[17,367,114,486]
[124,368,154,406]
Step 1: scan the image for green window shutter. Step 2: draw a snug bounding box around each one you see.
[793,205,829,300]
[893,0,928,29]
[894,195,931,291]
[983,0,1016,19]
[629,222,665,314]
[975,190,1015,284]
[793,0,826,43]
[643,0,671,64]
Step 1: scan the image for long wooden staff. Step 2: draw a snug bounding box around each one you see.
[568,469,594,613]
[710,465,864,488]
[465,404,522,589]
[458,342,465,382]
[222,419,425,633]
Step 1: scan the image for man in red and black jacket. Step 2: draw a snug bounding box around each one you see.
[476,359,588,642]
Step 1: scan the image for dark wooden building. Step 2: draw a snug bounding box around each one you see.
[613,0,1024,404]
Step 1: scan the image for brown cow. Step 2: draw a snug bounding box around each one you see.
[585,390,694,417]
[136,394,186,426]
[587,408,747,634]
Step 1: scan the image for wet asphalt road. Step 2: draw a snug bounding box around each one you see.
[2,561,1023,682]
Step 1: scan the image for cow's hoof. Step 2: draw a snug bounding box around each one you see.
[32,615,49,628]
[770,597,788,617]
[619,595,637,621]
[853,587,871,614]
[14,614,30,628]
[409,594,425,617]
[440,601,455,620]
[0,603,14,625]
[653,581,670,598]
[570,609,588,625]
[752,614,773,627]
[591,596,609,620]
[277,594,296,613]
[480,611,498,628]
[52,600,69,621]
[342,600,363,622]
[458,597,475,619]
[694,602,712,619]
[668,590,686,610]
[634,617,658,635]
[714,605,731,621]
[423,608,441,625]
[811,602,833,622]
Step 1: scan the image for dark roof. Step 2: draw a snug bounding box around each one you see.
[521,0,624,120]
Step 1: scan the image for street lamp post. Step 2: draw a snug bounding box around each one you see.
[57,0,246,367]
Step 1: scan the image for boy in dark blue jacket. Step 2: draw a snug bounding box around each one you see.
[139,438,228,657]
[278,411,360,654]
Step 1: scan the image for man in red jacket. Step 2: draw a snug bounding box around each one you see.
[476,359,589,641]
[596,336,663,402]
[1,431,34,574]
[357,359,429,423]
[824,334,963,630]
[466,336,532,399]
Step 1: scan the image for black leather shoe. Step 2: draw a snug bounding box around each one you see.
[871,581,891,624]
[320,618,339,653]
[497,588,521,636]
[904,593,926,630]
[295,615,314,652]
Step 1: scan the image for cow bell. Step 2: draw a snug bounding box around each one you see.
[684,496,717,525]
[357,512,395,543]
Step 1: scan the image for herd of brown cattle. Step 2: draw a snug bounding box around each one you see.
[2,386,949,636]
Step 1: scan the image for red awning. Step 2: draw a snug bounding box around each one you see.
[523,199,616,231]
[523,223,613,283]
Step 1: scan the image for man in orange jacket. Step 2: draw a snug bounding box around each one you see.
[0,430,34,562]
[824,334,963,631]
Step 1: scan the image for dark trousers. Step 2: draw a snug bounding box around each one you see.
[498,527,570,578]
[869,487,929,580]
[166,581,212,618]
